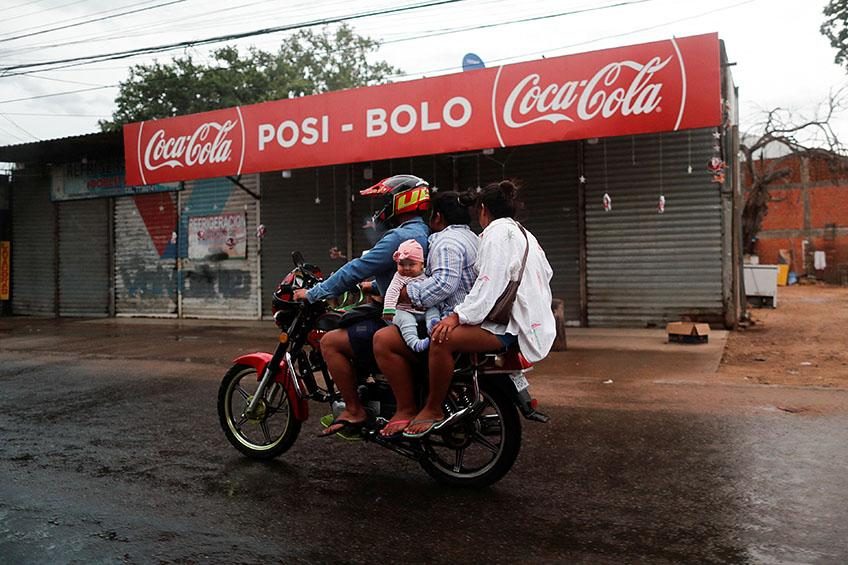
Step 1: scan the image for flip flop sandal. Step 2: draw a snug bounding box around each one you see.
[402,418,445,439]
[378,419,412,439]
[318,417,366,439]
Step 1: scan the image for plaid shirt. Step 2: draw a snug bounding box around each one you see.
[406,224,479,318]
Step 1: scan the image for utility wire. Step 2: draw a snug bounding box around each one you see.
[0,0,189,44]
[0,0,466,74]
[382,0,655,44]
[0,85,118,105]
[3,0,91,26]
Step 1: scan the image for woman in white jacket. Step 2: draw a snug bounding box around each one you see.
[403,180,556,439]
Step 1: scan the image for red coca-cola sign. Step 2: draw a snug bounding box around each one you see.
[125,33,720,185]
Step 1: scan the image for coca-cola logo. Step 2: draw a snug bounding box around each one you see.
[501,56,673,129]
[141,119,240,177]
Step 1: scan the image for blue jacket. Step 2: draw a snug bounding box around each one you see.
[306,217,430,302]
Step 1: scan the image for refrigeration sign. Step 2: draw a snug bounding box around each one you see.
[124,33,721,185]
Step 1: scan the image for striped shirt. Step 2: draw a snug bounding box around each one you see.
[406,224,479,319]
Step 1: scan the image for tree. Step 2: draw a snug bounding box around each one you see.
[741,90,847,255]
[822,0,848,68]
[99,24,399,130]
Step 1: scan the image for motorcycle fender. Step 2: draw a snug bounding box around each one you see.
[232,352,309,422]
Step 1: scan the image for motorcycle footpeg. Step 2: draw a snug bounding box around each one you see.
[524,410,550,423]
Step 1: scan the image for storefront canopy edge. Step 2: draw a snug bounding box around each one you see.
[124,33,722,186]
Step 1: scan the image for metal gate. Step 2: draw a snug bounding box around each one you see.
[584,129,724,327]
[463,142,581,323]
[114,192,179,316]
[260,167,348,315]
[11,173,56,315]
[58,199,110,316]
[180,176,261,319]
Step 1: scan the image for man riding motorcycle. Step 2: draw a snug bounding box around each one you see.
[293,174,430,437]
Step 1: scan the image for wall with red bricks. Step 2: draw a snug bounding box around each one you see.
[749,155,848,284]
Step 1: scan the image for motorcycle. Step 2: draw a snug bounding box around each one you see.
[217,252,549,487]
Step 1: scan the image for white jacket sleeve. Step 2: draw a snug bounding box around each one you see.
[454,222,519,326]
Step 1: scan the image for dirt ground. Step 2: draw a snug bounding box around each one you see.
[718,284,848,388]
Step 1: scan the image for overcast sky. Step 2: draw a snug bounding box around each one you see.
[0,0,846,149]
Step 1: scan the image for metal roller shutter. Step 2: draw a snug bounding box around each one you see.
[584,129,723,327]
[114,193,179,316]
[180,176,261,319]
[260,167,348,315]
[58,199,110,316]
[11,173,56,316]
[458,143,581,323]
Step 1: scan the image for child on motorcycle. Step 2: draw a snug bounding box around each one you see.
[382,239,440,353]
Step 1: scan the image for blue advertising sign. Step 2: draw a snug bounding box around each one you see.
[462,52,485,71]
[51,162,181,201]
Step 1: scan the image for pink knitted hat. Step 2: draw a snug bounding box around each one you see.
[393,239,425,263]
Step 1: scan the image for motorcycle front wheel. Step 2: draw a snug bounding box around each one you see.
[218,364,302,459]
[419,378,521,488]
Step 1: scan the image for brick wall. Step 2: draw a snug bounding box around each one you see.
[750,155,848,284]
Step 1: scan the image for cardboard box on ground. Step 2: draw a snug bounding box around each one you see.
[666,322,710,344]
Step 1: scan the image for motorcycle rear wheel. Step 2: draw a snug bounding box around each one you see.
[419,379,521,488]
[218,364,301,459]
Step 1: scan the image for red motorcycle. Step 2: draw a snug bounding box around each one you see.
[217,252,549,487]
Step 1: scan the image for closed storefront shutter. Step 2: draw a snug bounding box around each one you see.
[11,174,56,315]
[58,199,110,316]
[460,142,581,323]
[584,129,723,327]
[180,176,261,319]
[114,192,179,316]
[260,168,348,315]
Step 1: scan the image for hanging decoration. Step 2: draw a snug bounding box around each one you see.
[706,127,727,185]
[256,224,266,239]
[603,192,612,212]
[658,133,666,214]
[314,169,321,204]
[603,138,611,212]
[687,130,693,174]
[707,155,726,184]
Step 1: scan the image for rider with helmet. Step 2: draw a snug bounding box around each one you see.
[293,174,431,437]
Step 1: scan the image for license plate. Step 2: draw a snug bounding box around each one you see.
[510,373,529,392]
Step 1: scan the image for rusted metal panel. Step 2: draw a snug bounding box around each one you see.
[584,129,724,327]
[58,199,109,316]
[114,192,178,316]
[180,175,260,319]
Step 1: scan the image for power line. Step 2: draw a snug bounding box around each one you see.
[0,0,467,74]
[3,0,91,26]
[0,85,118,105]
[0,0,189,44]
[382,0,655,45]
[387,0,755,80]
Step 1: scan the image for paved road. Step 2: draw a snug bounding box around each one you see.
[1,319,847,564]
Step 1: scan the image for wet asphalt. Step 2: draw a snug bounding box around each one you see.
[0,318,847,564]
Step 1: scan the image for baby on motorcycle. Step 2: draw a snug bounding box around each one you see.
[381,239,440,353]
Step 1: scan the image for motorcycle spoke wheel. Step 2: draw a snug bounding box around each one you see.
[218,364,301,460]
[419,380,521,488]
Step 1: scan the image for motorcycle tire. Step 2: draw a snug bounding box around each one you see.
[218,364,302,460]
[419,378,522,488]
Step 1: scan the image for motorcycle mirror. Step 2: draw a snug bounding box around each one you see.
[292,251,304,267]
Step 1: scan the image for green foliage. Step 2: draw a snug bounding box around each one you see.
[822,0,848,68]
[99,24,399,130]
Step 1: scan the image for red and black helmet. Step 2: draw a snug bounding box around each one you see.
[360,174,430,229]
